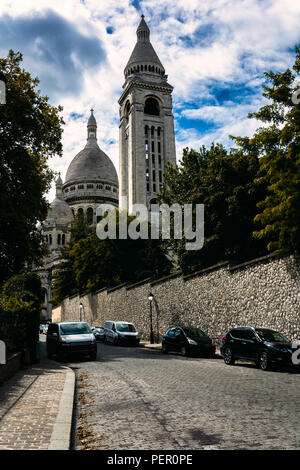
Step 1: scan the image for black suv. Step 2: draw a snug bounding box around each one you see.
[220,326,296,371]
[162,326,215,357]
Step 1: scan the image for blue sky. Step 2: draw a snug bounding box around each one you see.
[0,0,299,201]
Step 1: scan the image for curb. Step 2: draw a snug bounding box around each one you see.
[140,343,223,358]
[48,366,75,450]
[140,343,162,351]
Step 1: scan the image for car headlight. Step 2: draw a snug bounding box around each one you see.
[187,337,198,345]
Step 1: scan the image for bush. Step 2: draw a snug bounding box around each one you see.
[0,273,43,361]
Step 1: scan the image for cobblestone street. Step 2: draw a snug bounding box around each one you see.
[70,343,300,450]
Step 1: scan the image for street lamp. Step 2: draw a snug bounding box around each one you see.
[148,293,154,344]
[79,302,83,321]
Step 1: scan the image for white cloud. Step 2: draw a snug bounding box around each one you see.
[0,0,299,203]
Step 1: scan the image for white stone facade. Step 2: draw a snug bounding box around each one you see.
[38,16,177,318]
[39,111,119,319]
[119,16,176,213]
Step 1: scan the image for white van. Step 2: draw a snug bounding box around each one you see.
[104,321,140,346]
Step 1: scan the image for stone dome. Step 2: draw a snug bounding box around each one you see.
[65,145,118,186]
[64,110,118,187]
[46,197,73,226]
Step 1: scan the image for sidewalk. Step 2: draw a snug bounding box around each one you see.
[0,340,74,450]
[140,341,222,357]
[140,341,162,351]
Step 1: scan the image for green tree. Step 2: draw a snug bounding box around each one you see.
[0,50,64,284]
[52,212,172,304]
[51,213,91,305]
[160,144,266,272]
[233,45,300,252]
[0,272,44,360]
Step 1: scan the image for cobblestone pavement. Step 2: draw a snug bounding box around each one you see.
[70,343,300,450]
[0,341,67,450]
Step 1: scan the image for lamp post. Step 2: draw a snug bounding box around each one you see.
[148,293,154,344]
[79,302,83,321]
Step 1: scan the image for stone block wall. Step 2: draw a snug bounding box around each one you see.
[61,254,300,345]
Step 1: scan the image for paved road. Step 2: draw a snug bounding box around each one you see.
[67,343,300,450]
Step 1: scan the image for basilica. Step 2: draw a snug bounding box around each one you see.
[39,15,176,319]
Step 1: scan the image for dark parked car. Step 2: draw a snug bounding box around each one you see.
[220,326,297,371]
[91,326,105,342]
[162,326,215,357]
[46,321,97,360]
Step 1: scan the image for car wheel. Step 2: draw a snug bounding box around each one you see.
[223,346,235,365]
[162,343,168,354]
[259,351,271,371]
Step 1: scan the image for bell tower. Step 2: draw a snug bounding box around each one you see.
[119,15,176,213]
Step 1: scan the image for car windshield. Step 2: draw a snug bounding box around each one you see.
[60,323,91,335]
[94,327,103,332]
[182,327,209,339]
[116,323,136,332]
[255,329,290,343]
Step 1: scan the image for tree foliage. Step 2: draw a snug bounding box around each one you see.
[52,212,172,305]
[160,144,267,272]
[0,50,64,284]
[0,272,44,360]
[233,45,300,253]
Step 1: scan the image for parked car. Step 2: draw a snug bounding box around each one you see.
[91,326,105,342]
[104,321,140,346]
[162,326,216,357]
[220,326,297,371]
[46,321,97,360]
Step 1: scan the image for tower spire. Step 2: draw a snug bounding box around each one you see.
[87,108,97,143]
[55,172,63,198]
[137,14,150,41]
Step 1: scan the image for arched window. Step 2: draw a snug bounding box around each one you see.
[57,234,61,245]
[62,234,65,245]
[125,100,130,122]
[144,98,160,116]
[49,234,52,245]
[45,234,48,244]
[78,208,84,217]
[87,207,93,225]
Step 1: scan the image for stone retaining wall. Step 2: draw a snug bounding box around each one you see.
[0,352,23,385]
[61,254,300,345]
